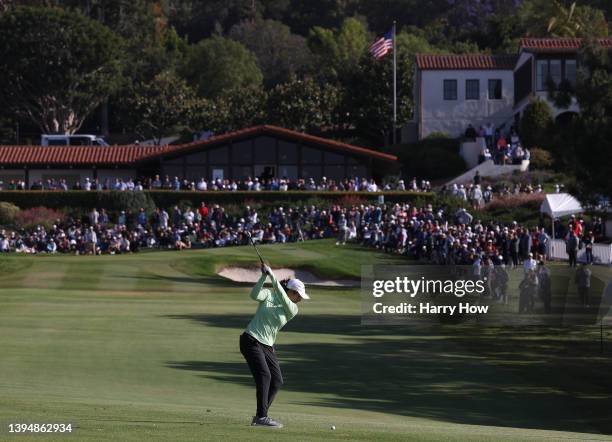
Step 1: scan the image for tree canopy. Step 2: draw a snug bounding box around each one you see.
[229,18,312,87]
[128,70,196,145]
[0,6,123,134]
[181,36,263,98]
[2,0,612,156]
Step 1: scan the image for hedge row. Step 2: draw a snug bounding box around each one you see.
[0,190,435,211]
[386,137,466,181]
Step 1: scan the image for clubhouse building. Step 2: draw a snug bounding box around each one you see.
[0,125,399,187]
[412,37,612,139]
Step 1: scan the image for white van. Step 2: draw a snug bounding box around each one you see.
[41,134,108,147]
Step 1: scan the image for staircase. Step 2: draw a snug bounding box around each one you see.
[446,160,526,186]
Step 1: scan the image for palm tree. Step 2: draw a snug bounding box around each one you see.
[546,1,582,38]
[521,0,608,38]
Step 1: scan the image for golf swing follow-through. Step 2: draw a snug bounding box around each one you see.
[240,232,310,428]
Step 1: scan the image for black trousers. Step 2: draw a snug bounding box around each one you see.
[586,248,593,264]
[568,251,577,267]
[239,332,283,418]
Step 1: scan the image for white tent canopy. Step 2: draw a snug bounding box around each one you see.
[540,193,583,219]
[540,193,584,257]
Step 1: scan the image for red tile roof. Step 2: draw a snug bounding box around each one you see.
[0,125,397,166]
[158,125,398,162]
[415,54,517,70]
[520,37,612,51]
[0,145,167,166]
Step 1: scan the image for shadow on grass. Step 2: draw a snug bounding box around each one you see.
[166,314,612,435]
[116,273,245,288]
[164,313,407,336]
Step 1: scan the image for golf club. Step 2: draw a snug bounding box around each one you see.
[245,231,266,266]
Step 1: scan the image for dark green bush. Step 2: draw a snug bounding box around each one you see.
[482,206,543,228]
[0,201,19,225]
[528,148,554,170]
[424,131,451,139]
[387,137,465,180]
[520,98,553,148]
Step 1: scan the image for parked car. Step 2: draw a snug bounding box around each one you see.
[41,134,108,147]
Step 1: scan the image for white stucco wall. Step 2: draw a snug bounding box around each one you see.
[419,69,515,138]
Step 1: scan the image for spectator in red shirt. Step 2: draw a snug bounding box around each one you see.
[496,136,508,164]
[199,202,209,219]
[574,220,583,237]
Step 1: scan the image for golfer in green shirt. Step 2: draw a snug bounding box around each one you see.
[240,264,309,428]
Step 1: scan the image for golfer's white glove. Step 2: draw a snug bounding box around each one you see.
[261,264,273,277]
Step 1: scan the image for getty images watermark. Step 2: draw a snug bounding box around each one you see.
[371,275,488,316]
[361,265,612,326]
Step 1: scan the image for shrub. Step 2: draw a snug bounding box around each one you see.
[485,193,545,211]
[15,207,65,230]
[389,136,465,180]
[424,131,451,139]
[520,98,553,148]
[401,146,465,180]
[528,148,554,170]
[479,170,567,191]
[0,201,19,225]
[483,206,542,228]
[335,194,368,206]
[96,191,156,213]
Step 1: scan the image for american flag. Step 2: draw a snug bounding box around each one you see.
[369,29,393,60]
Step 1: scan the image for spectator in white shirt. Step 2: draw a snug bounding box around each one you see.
[523,253,538,274]
[46,239,57,253]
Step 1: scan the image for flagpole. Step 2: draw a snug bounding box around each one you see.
[392,21,397,145]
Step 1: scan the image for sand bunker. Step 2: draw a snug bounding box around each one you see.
[218,267,359,287]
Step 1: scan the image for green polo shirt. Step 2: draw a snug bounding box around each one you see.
[245,272,299,346]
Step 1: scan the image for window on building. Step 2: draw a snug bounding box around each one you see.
[465,79,479,100]
[549,59,562,86]
[232,165,252,180]
[253,136,276,162]
[164,165,184,179]
[232,140,253,164]
[537,59,576,91]
[565,59,577,86]
[443,79,457,100]
[186,165,208,179]
[186,152,207,163]
[488,79,502,99]
[536,59,549,91]
[324,151,345,164]
[278,165,298,180]
[301,165,322,179]
[324,164,345,180]
[208,146,229,164]
[347,164,368,178]
[301,146,322,163]
[278,141,298,163]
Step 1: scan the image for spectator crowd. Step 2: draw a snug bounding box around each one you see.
[0,200,599,265]
[0,175,432,193]
[445,170,547,209]
[465,122,530,165]
[0,200,602,313]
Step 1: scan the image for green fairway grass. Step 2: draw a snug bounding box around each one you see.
[1,240,611,441]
